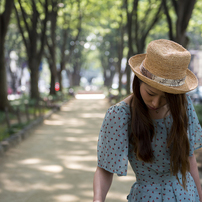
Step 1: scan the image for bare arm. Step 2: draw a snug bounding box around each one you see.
[93,166,113,202]
[189,153,202,201]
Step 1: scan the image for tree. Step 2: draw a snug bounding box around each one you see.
[57,0,82,91]
[45,0,58,95]
[162,0,197,47]
[187,1,202,49]
[5,18,26,95]
[125,0,162,94]
[0,0,14,110]
[14,0,49,99]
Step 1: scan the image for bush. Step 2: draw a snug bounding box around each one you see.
[194,104,202,126]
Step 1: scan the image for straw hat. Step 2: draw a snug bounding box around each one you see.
[129,39,198,94]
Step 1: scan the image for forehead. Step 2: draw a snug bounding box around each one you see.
[142,82,165,96]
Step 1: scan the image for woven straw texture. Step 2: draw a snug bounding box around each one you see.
[129,39,198,94]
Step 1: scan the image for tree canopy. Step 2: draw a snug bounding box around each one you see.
[0,0,201,110]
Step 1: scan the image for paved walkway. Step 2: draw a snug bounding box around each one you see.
[0,97,202,202]
[0,97,135,202]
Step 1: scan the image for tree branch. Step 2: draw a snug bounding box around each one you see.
[14,4,29,52]
[171,0,178,14]
[18,0,31,36]
[0,0,14,39]
[38,0,49,59]
[162,0,174,40]
[66,0,82,62]
[144,1,163,38]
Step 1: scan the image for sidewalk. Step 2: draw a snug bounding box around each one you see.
[0,97,201,202]
[0,97,135,202]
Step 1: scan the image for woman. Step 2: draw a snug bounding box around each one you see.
[93,39,202,201]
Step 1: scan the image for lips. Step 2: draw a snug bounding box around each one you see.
[148,105,158,110]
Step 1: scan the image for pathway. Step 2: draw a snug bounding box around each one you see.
[0,96,135,202]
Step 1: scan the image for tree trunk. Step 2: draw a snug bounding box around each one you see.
[29,59,40,99]
[0,45,9,110]
[50,72,56,95]
[163,0,196,48]
[125,0,134,95]
[0,0,14,110]
[58,68,63,92]
[48,61,57,95]
[14,0,48,100]
[175,0,196,47]
[72,73,80,86]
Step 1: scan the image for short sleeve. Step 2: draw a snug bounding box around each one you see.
[97,102,131,176]
[187,95,202,156]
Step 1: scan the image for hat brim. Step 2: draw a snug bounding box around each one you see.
[129,54,198,94]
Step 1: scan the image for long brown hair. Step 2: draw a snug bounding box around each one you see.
[130,76,190,189]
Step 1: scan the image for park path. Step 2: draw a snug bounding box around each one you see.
[0,96,136,202]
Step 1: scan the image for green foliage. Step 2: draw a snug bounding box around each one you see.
[0,93,67,141]
[2,0,202,103]
[194,104,202,126]
[187,0,202,49]
[0,0,6,14]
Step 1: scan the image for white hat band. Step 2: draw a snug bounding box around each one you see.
[140,62,186,87]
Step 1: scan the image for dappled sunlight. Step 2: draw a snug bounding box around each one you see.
[79,113,106,118]
[64,128,84,134]
[107,191,129,201]
[65,136,98,142]
[65,118,86,126]
[52,194,79,202]
[66,155,96,161]
[0,99,133,202]
[75,94,105,99]
[44,120,64,125]
[1,179,32,192]
[36,165,64,173]
[0,177,74,193]
[64,162,96,172]
[68,150,90,155]
[19,158,41,164]
[117,175,136,182]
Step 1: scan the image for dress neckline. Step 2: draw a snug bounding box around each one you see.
[119,101,171,121]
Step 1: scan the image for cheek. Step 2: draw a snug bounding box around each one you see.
[140,90,150,103]
[161,99,167,106]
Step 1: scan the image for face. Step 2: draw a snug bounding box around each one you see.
[139,82,167,111]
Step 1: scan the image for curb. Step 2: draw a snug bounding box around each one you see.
[0,104,63,156]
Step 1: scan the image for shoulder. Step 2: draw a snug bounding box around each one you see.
[103,99,131,125]
[122,94,133,106]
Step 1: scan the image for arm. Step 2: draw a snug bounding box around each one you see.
[93,166,113,202]
[189,153,202,201]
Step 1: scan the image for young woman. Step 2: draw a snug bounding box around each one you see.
[93,39,202,202]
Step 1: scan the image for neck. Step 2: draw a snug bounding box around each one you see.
[149,104,169,120]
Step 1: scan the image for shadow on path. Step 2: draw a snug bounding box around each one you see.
[1,97,201,202]
[0,98,135,202]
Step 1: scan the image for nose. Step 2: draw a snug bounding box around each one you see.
[152,97,160,108]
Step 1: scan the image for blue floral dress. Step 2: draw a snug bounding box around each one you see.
[97,95,202,201]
